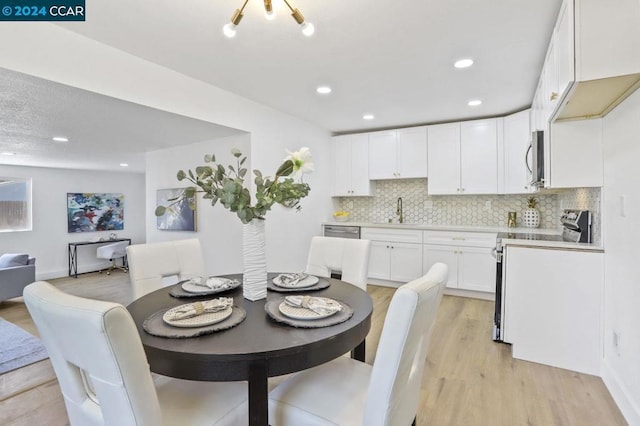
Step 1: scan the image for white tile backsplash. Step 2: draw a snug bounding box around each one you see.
[337,179,601,241]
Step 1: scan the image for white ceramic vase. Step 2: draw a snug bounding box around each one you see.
[242,218,268,301]
[523,208,540,228]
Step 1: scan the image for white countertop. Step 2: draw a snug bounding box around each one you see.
[323,221,560,235]
[322,221,604,251]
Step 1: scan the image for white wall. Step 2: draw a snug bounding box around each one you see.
[602,88,640,425]
[146,135,249,275]
[0,24,333,273]
[0,165,145,279]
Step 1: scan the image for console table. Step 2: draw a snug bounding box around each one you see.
[68,238,131,278]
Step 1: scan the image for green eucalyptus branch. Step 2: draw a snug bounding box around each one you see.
[155,148,311,224]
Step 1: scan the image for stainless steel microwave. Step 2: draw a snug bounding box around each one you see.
[526,130,545,187]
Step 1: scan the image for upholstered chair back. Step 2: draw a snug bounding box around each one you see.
[126,238,205,299]
[305,236,371,290]
[24,281,161,426]
[96,240,129,261]
[364,262,448,425]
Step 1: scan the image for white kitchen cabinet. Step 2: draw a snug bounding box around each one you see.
[534,0,640,124]
[503,245,603,375]
[422,231,496,293]
[548,118,603,188]
[427,119,498,195]
[331,134,373,196]
[368,127,427,180]
[460,119,498,194]
[502,109,536,194]
[427,123,460,194]
[361,228,423,282]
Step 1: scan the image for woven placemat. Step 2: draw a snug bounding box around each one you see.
[143,306,246,339]
[267,276,331,293]
[264,298,353,328]
[169,279,241,298]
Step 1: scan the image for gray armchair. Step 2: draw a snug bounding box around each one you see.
[0,254,36,302]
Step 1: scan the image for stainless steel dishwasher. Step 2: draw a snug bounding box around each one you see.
[323,224,360,239]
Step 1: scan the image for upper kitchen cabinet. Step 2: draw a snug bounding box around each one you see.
[331,134,374,197]
[502,110,536,194]
[368,127,428,180]
[534,0,640,125]
[428,120,499,195]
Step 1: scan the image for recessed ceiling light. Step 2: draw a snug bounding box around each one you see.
[454,58,474,68]
[363,114,375,120]
[1,152,16,156]
[52,136,69,142]
[467,99,482,107]
[316,86,332,94]
[119,163,129,167]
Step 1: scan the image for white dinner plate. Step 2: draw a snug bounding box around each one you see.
[272,274,319,289]
[181,277,239,294]
[278,297,341,320]
[163,305,233,328]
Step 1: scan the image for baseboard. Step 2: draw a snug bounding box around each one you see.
[36,261,113,281]
[367,278,402,288]
[444,288,495,301]
[601,358,640,425]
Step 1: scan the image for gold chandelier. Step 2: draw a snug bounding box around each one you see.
[223,0,314,38]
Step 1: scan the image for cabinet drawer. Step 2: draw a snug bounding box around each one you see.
[423,230,496,248]
[361,228,423,244]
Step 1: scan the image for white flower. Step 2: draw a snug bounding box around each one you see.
[285,147,314,174]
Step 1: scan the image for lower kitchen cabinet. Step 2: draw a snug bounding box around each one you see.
[361,228,423,283]
[422,245,495,293]
[422,230,496,294]
[368,241,423,282]
[503,245,603,375]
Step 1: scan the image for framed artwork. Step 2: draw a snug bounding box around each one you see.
[156,188,197,231]
[67,193,124,233]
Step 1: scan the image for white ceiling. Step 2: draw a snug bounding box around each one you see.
[0,68,243,173]
[1,0,562,172]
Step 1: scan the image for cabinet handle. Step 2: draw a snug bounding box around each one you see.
[386,245,389,249]
[456,188,460,192]
[452,237,466,241]
[550,92,558,101]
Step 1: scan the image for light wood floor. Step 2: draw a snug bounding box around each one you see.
[0,273,627,425]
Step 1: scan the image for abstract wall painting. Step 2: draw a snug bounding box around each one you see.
[67,193,125,233]
[156,188,197,231]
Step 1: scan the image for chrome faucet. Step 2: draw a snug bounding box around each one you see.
[396,197,403,224]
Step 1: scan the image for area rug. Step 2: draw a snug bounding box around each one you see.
[0,317,48,374]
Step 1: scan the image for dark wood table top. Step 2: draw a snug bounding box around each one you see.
[126,273,373,382]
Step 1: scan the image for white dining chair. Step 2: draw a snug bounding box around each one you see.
[126,238,205,299]
[96,240,129,275]
[267,262,448,426]
[305,236,371,290]
[23,281,248,426]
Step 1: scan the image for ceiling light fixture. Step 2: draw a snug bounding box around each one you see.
[52,136,69,142]
[454,58,474,68]
[1,152,16,156]
[467,99,482,107]
[316,86,332,94]
[223,0,314,38]
[363,114,375,120]
[120,163,129,167]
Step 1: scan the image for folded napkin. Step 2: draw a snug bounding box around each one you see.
[277,273,309,287]
[284,295,342,315]
[188,276,235,290]
[164,297,233,321]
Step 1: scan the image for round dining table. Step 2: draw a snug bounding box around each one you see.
[126,273,373,426]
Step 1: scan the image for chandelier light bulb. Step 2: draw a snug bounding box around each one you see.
[265,10,276,20]
[301,21,314,36]
[223,23,237,38]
